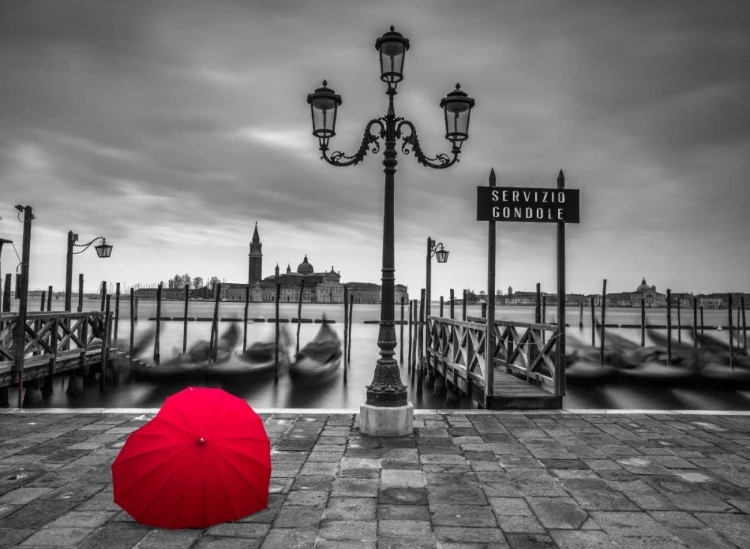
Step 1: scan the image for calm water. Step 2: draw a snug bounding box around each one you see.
[7,297,750,410]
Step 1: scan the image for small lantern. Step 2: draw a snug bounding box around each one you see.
[440,83,475,148]
[306,81,342,148]
[375,26,410,86]
[95,239,113,258]
[435,244,449,264]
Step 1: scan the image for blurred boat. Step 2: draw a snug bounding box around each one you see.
[289,319,342,385]
[210,326,292,378]
[131,324,239,381]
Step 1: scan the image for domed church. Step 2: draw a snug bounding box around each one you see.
[630,277,666,307]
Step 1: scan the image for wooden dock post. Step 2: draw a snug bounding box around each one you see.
[129,288,134,369]
[450,289,455,320]
[462,290,467,321]
[101,294,111,389]
[77,274,83,313]
[242,285,249,353]
[296,279,304,357]
[485,170,497,405]
[343,287,349,366]
[209,284,220,362]
[728,293,734,369]
[113,283,120,347]
[40,291,46,311]
[3,273,11,312]
[641,297,646,347]
[100,281,106,312]
[555,169,567,397]
[579,300,583,329]
[666,289,672,366]
[677,296,682,343]
[183,284,190,354]
[440,296,444,317]
[693,297,698,349]
[742,296,747,351]
[418,289,425,396]
[700,305,704,341]
[407,300,413,374]
[348,297,353,363]
[154,283,162,365]
[590,297,595,347]
[600,279,607,365]
[273,282,280,384]
[47,286,52,311]
[399,296,405,363]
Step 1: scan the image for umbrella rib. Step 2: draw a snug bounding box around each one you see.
[204,445,259,518]
[133,448,197,524]
[206,444,270,505]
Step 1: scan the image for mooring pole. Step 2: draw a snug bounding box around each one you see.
[485,169,497,406]
[666,289,672,366]
[556,169,567,397]
[600,279,607,365]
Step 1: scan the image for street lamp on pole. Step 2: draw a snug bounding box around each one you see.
[307,26,475,436]
[425,238,448,376]
[65,231,113,312]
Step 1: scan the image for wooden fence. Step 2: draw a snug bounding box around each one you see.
[425,314,563,408]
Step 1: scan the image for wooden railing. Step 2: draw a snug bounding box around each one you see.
[0,310,110,385]
[426,315,564,403]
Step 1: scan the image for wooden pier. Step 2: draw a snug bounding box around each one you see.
[0,310,120,406]
[423,315,563,410]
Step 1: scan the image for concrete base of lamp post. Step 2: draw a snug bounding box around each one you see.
[359,401,414,437]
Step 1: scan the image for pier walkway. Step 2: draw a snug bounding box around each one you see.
[1,409,749,548]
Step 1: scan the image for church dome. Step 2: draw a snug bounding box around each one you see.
[636,278,652,292]
[297,255,314,275]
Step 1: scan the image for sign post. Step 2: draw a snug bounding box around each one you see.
[477,171,579,403]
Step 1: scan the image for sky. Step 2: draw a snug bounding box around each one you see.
[2,0,749,299]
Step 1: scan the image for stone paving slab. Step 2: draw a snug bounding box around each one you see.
[0,410,749,548]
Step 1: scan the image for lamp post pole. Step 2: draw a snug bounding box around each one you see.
[307,27,474,436]
[64,233,113,312]
[14,206,33,408]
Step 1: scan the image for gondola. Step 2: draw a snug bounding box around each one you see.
[131,324,239,381]
[210,326,292,378]
[289,319,342,385]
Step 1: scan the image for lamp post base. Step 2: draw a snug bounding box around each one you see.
[359,401,413,437]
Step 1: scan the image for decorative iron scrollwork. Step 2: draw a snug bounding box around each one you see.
[322,119,385,167]
[397,120,458,169]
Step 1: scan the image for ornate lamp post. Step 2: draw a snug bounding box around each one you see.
[65,231,113,312]
[307,26,475,435]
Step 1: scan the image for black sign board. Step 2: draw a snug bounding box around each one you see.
[477,186,580,223]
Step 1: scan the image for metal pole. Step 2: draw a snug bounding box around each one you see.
[366,91,407,407]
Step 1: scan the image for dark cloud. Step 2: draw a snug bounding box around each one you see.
[2,0,749,297]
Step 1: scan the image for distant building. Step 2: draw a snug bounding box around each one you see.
[630,277,666,308]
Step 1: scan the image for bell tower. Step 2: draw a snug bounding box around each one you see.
[248,222,263,285]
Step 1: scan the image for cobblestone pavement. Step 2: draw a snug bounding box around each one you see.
[0,410,749,548]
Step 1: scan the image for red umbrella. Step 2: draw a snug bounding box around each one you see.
[111,387,271,529]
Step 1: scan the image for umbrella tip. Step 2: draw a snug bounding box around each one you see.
[198,437,205,445]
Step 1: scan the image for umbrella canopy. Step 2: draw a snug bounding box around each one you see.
[111,387,271,529]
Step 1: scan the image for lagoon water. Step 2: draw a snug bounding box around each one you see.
[7,297,750,410]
